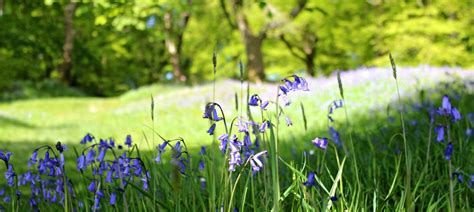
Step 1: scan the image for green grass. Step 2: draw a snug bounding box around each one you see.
[0,67,473,211]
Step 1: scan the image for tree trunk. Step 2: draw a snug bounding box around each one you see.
[60,2,76,85]
[305,53,315,76]
[304,44,316,76]
[244,35,265,82]
[163,11,189,82]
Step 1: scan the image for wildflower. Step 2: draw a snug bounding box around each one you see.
[207,123,216,135]
[445,143,453,160]
[279,85,289,95]
[218,134,229,154]
[0,151,12,163]
[329,127,342,146]
[155,141,168,163]
[203,104,222,121]
[81,133,94,144]
[243,132,252,147]
[0,188,4,196]
[259,121,270,133]
[285,116,292,126]
[199,160,205,171]
[29,151,38,167]
[312,137,328,150]
[303,172,316,187]
[435,126,444,142]
[333,100,344,108]
[260,100,269,110]
[88,180,96,192]
[77,155,86,171]
[5,165,15,187]
[199,146,206,155]
[250,151,267,172]
[451,108,461,122]
[228,136,242,172]
[125,135,132,147]
[86,149,96,164]
[330,195,338,202]
[110,192,116,206]
[3,196,11,203]
[237,118,249,133]
[199,177,206,190]
[466,128,472,137]
[249,94,260,106]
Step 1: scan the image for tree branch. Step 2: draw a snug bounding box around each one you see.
[279,35,305,61]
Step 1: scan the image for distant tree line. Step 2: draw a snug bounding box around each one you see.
[0,0,472,96]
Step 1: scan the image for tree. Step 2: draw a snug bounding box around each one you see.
[59,1,76,85]
[221,0,308,81]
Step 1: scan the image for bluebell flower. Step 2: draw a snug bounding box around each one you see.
[81,133,94,144]
[285,116,292,126]
[207,123,216,135]
[260,100,269,110]
[451,108,461,122]
[312,137,328,150]
[303,172,316,187]
[0,188,4,196]
[97,149,106,163]
[243,132,252,147]
[333,100,343,108]
[218,134,229,154]
[110,192,116,206]
[4,196,11,203]
[203,104,223,121]
[106,170,113,183]
[125,135,132,147]
[435,126,444,142]
[77,155,86,171]
[88,180,96,192]
[0,151,12,163]
[5,165,15,187]
[250,151,267,172]
[259,121,270,133]
[199,160,205,171]
[466,128,472,137]
[279,85,289,95]
[254,137,260,149]
[228,135,242,172]
[329,127,342,146]
[29,197,37,207]
[445,143,453,160]
[249,94,260,106]
[199,177,206,190]
[29,151,38,167]
[155,141,168,163]
[86,149,96,165]
[330,195,338,202]
[199,146,206,155]
[293,75,309,91]
[237,119,249,133]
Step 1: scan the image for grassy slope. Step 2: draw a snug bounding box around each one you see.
[0,67,471,149]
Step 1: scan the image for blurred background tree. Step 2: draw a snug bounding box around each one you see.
[0,0,472,98]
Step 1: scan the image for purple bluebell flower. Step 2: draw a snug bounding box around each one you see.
[0,188,4,196]
[199,146,206,155]
[254,137,260,149]
[293,75,309,91]
[259,121,270,133]
[243,132,252,147]
[109,138,115,148]
[4,196,11,203]
[77,155,86,171]
[125,135,132,147]
[333,100,344,108]
[250,151,267,172]
[435,126,444,142]
[81,133,94,144]
[330,195,338,202]
[110,192,116,206]
[237,119,249,133]
[312,137,328,150]
[260,100,269,110]
[0,151,12,163]
[451,108,461,122]
[218,134,229,154]
[445,143,453,160]
[329,127,342,146]
[97,149,106,163]
[199,160,205,171]
[285,116,292,126]
[29,151,38,167]
[199,177,206,190]
[303,172,316,187]
[86,149,96,164]
[228,135,242,172]
[106,170,113,183]
[249,94,260,106]
[203,104,223,121]
[440,95,452,114]
[207,123,216,135]
[5,165,15,187]
[88,180,96,192]
[155,141,168,163]
[279,85,289,95]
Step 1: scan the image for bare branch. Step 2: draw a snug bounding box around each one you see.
[279,35,305,61]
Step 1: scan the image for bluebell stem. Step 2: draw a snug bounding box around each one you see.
[312,137,328,150]
[303,172,316,187]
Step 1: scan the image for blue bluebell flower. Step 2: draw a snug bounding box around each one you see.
[243,132,252,147]
[86,149,96,165]
[199,160,205,171]
[0,151,12,163]
[279,85,289,95]
[207,123,216,135]
[445,143,453,160]
[199,146,206,155]
[285,116,292,126]
[312,137,328,150]
[81,133,94,144]
[469,174,474,188]
[435,126,444,142]
[249,94,260,106]
[106,170,113,183]
[330,195,338,202]
[4,196,11,203]
[451,108,461,122]
[466,128,472,137]
[250,151,267,172]
[329,127,342,146]
[125,135,132,147]
[218,134,229,154]
[0,188,4,196]
[199,177,206,190]
[228,135,242,172]
[155,141,168,163]
[259,121,270,133]
[110,192,116,206]
[5,165,15,187]
[88,180,96,192]
[77,155,86,171]
[237,119,249,133]
[260,100,269,110]
[303,172,316,187]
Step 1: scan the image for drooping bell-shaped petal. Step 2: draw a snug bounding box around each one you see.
[445,143,453,160]
[260,100,269,110]
[303,172,316,187]
[125,135,132,147]
[81,133,94,144]
[218,134,229,154]
[312,137,328,150]
[285,116,293,126]
[248,94,259,106]
[451,107,461,122]
[207,123,216,135]
[435,126,444,142]
[110,192,117,206]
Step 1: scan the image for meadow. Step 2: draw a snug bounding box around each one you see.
[0,64,473,211]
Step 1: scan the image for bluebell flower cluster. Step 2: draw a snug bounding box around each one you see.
[432,95,463,161]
